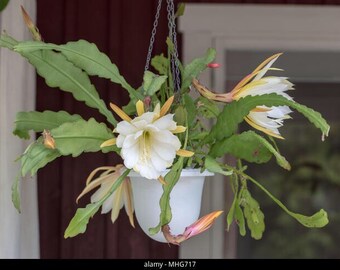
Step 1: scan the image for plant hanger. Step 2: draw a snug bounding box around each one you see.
[144,0,181,93]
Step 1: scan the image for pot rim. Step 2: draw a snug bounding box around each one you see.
[128,168,214,178]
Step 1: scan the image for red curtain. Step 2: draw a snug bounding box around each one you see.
[36,0,340,259]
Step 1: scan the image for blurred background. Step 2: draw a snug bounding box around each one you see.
[0,0,339,259]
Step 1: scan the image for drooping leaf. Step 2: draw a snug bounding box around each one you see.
[204,156,233,176]
[12,175,21,213]
[209,131,271,164]
[51,118,116,157]
[196,96,220,118]
[20,140,61,177]
[209,131,290,170]
[149,158,184,235]
[64,202,101,238]
[64,169,129,238]
[151,54,168,75]
[13,110,83,139]
[143,71,168,96]
[205,94,330,143]
[183,94,196,126]
[0,33,18,50]
[234,201,246,236]
[247,175,329,228]
[8,41,116,125]
[14,40,142,101]
[181,48,216,91]
[226,177,239,231]
[241,189,265,240]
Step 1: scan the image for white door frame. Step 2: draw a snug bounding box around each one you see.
[179,3,340,259]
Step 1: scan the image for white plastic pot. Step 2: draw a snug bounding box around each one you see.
[129,168,214,243]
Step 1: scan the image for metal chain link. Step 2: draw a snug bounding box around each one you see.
[144,0,163,71]
[144,0,181,92]
[166,0,181,92]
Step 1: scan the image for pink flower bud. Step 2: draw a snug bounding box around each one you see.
[207,63,221,68]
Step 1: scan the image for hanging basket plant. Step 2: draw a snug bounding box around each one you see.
[0,2,330,245]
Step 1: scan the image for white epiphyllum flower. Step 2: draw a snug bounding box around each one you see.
[192,53,294,139]
[101,97,194,182]
[76,165,135,227]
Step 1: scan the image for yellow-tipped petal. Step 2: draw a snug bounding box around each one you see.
[253,53,283,74]
[158,176,167,185]
[160,96,174,117]
[77,173,113,203]
[176,149,194,157]
[192,79,233,103]
[244,116,284,140]
[123,179,135,228]
[136,100,145,116]
[110,102,132,122]
[111,183,124,224]
[251,107,272,113]
[100,138,116,148]
[172,125,187,134]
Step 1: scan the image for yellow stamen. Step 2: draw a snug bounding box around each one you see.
[160,96,174,117]
[110,102,132,122]
[172,126,187,134]
[158,176,167,185]
[136,100,145,116]
[100,138,116,148]
[176,149,194,157]
[244,116,284,140]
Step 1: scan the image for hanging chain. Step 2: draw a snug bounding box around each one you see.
[144,0,163,71]
[166,0,181,92]
[144,0,181,92]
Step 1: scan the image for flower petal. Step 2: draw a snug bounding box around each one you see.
[110,102,132,122]
[136,100,145,116]
[160,96,174,117]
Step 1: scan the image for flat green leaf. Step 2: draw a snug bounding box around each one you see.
[205,94,330,143]
[209,131,272,164]
[181,48,216,91]
[0,33,18,50]
[20,140,61,177]
[13,110,83,139]
[12,175,21,213]
[234,202,246,236]
[151,54,168,75]
[149,158,184,235]
[210,131,290,170]
[227,175,239,230]
[51,118,116,157]
[241,189,265,240]
[196,96,220,118]
[183,94,196,126]
[204,156,233,176]
[247,175,329,228]
[14,40,141,101]
[175,3,186,18]
[143,71,167,96]
[10,42,116,125]
[64,202,101,238]
[64,169,129,238]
